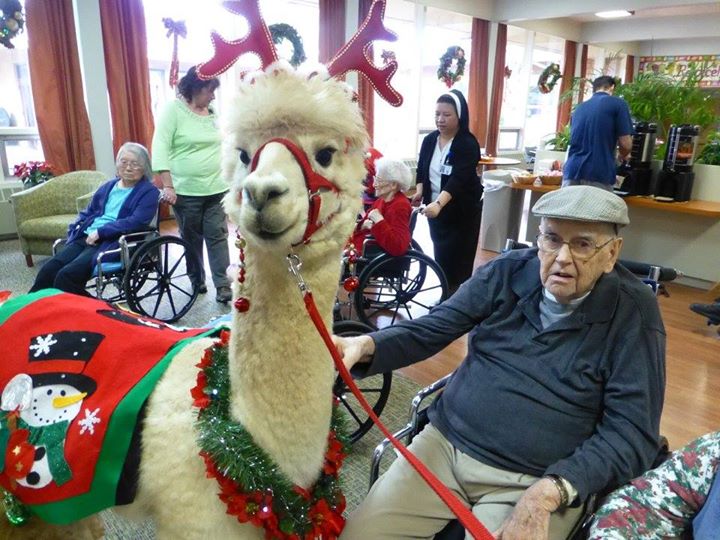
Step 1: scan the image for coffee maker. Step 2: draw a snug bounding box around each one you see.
[654,124,700,202]
[616,121,657,196]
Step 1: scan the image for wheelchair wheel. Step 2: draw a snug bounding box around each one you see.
[123,236,200,323]
[354,249,448,330]
[332,320,392,444]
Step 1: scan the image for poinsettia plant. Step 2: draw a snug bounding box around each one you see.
[13,161,54,188]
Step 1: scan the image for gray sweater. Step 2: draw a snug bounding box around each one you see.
[365,248,666,501]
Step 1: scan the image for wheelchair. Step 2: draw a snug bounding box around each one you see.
[53,208,200,324]
[336,208,450,330]
[366,244,677,539]
[332,209,450,443]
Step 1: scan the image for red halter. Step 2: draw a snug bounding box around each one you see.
[249,138,340,246]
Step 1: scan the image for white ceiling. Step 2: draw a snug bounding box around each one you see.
[413,0,720,48]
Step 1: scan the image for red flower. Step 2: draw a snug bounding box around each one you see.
[308,499,344,538]
[191,371,210,408]
[323,431,347,475]
[196,347,214,369]
[219,329,231,346]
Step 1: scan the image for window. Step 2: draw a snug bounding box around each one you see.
[142,0,319,119]
[373,2,472,160]
[499,26,563,151]
[0,0,44,180]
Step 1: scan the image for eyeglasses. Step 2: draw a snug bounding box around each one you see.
[536,233,615,261]
[118,160,142,170]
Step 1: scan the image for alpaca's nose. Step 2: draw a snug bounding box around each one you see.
[243,181,288,211]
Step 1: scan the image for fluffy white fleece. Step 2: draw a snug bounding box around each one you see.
[0,62,370,540]
[131,64,368,539]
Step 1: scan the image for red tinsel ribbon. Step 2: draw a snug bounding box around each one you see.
[163,18,187,88]
[303,291,495,540]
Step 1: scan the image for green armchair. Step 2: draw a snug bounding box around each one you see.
[11,170,107,266]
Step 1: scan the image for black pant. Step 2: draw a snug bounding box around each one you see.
[428,207,482,294]
[29,238,97,296]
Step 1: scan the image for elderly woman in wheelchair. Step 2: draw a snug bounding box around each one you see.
[352,156,413,257]
[30,142,159,297]
[335,186,667,540]
[338,158,449,330]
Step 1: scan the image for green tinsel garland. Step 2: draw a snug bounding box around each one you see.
[194,341,350,538]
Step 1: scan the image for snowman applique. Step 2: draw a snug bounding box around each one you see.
[0,331,102,490]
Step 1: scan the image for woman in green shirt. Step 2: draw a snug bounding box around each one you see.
[152,67,232,303]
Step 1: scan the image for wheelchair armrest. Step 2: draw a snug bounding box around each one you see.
[408,373,453,433]
[619,259,681,282]
[368,372,454,489]
[369,423,416,488]
[52,238,66,256]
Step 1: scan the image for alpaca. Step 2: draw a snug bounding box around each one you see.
[0,2,400,538]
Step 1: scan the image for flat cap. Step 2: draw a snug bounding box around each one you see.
[531,185,629,226]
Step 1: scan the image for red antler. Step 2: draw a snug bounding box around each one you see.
[327,0,402,107]
[196,0,278,80]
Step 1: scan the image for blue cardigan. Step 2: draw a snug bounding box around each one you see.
[67,177,159,259]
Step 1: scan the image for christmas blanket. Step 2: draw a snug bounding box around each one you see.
[0,290,214,524]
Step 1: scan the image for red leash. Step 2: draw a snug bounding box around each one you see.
[296,281,494,540]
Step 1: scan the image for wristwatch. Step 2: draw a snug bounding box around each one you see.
[544,474,569,510]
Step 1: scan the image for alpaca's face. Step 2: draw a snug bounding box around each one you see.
[223,66,368,253]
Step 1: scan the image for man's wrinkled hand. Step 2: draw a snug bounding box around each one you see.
[331,335,375,372]
[492,478,560,540]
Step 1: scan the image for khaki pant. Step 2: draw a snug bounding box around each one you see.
[341,424,584,540]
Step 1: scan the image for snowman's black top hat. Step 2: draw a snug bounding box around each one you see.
[26,330,102,397]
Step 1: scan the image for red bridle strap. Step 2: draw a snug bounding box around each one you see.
[250,138,340,245]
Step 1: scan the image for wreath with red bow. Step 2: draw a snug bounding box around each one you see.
[437,46,466,88]
[538,63,562,94]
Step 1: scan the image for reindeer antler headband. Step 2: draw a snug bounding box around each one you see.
[197,0,403,107]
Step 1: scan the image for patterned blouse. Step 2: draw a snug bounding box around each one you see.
[589,431,720,539]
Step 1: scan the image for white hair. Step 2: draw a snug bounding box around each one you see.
[375,157,412,192]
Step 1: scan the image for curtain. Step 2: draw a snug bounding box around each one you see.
[468,18,490,147]
[99,0,155,155]
[625,54,635,84]
[25,0,95,174]
[318,0,346,63]
[556,40,577,132]
[578,44,588,104]
[485,24,507,157]
[357,0,374,143]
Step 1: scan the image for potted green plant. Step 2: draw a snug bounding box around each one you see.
[696,131,720,166]
[543,124,570,152]
[614,64,718,158]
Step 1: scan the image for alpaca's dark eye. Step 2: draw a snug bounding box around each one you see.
[315,147,336,167]
[238,149,250,166]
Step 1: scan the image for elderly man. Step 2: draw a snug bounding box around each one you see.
[337,185,666,540]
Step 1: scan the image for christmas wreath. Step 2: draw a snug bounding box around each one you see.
[0,0,24,49]
[437,46,466,88]
[538,63,562,94]
[192,330,350,539]
[269,23,306,68]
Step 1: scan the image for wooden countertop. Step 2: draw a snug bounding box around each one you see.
[509,183,720,218]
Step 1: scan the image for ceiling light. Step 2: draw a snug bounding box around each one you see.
[595,10,634,18]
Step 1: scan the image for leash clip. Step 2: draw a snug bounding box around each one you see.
[286,253,309,294]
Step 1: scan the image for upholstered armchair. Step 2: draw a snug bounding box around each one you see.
[11,170,107,266]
